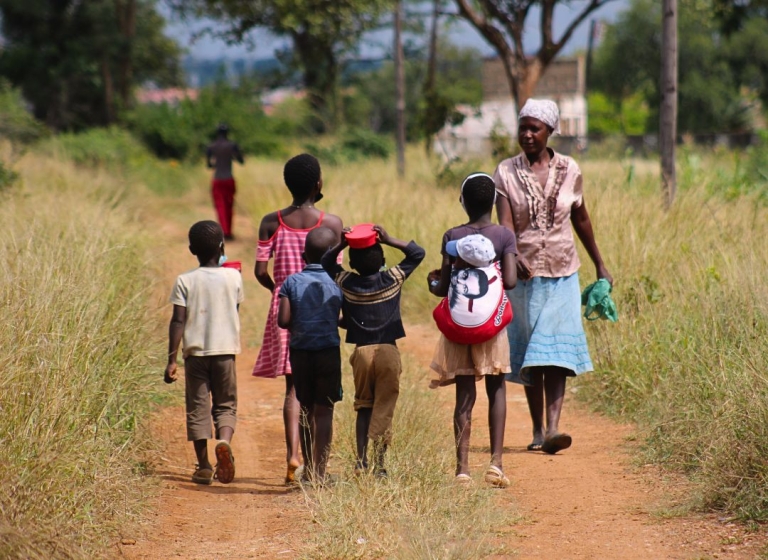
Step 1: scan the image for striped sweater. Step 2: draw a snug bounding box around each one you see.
[322,241,425,345]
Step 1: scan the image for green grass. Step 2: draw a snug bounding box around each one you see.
[0,153,161,557]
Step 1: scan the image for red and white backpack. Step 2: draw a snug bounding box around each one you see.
[432,261,512,345]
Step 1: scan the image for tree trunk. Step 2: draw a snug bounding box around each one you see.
[660,0,678,208]
[423,0,439,154]
[516,58,543,109]
[293,32,338,132]
[394,0,406,178]
[102,56,115,124]
[115,0,137,108]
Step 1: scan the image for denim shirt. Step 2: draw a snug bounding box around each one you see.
[279,264,343,351]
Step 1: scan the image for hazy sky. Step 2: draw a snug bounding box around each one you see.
[165,0,630,60]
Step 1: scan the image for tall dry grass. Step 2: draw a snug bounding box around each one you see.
[301,354,518,559]
[577,156,768,520]
[0,153,159,558]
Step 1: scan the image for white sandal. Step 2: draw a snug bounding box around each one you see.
[484,465,510,488]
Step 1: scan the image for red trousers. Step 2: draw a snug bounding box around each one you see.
[212,178,236,237]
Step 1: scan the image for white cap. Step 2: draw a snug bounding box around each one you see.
[445,234,495,267]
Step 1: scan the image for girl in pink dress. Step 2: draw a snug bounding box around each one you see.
[254,154,342,483]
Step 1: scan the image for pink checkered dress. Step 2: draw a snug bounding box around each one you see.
[252,211,327,378]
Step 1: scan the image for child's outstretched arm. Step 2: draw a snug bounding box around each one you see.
[165,304,187,384]
[373,225,426,277]
[321,228,349,278]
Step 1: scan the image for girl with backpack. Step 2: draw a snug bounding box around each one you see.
[427,173,517,487]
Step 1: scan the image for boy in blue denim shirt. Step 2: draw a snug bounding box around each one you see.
[277,227,343,483]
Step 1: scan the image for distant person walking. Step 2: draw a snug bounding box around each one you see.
[206,123,244,240]
[494,99,613,455]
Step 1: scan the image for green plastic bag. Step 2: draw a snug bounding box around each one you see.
[581,278,618,322]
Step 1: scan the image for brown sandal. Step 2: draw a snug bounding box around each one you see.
[541,433,572,455]
[192,466,214,485]
[214,441,235,484]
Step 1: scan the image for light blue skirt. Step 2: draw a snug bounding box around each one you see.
[505,272,593,386]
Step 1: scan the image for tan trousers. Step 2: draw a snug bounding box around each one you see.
[184,355,237,441]
[350,344,401,445]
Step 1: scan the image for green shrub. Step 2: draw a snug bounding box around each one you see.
[303,129,392,166]
[44,127,149,166]
[0,80,48,145]
[340,128,392,160]
[434,157,487,189]
[0,161,18,191]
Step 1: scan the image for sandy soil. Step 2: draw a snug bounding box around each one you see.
[119,204,766,560]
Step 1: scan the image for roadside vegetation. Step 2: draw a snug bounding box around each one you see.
[577,150,768,521]
[0,147,163,558]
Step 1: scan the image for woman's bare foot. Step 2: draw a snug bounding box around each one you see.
[285,459,302,484]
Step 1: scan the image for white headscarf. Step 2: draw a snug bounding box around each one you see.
[518,99,560,135]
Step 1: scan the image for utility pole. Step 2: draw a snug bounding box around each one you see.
[660,0,678,208]
[423,0,440,155]
[394,0,406,178]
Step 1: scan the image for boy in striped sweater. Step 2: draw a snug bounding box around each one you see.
[322,224,425,477]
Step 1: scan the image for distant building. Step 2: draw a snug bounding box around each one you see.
[260,87,305,116]
[135,87,198,105]
[434,56,587,159]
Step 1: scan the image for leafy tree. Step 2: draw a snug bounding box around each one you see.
[587,91,648,135]
[169,0,392,130]
[591,0,759,134]
[714,0,768,34]
[452,0,614,106]
[0,0,181,130]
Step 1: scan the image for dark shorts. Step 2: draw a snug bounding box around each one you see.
[289,346,343,407]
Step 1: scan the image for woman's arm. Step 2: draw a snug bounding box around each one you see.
[571,202,613,285]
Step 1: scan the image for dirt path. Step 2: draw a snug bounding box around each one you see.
[121,200,765,560]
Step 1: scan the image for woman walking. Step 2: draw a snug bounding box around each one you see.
[494,99,613,454]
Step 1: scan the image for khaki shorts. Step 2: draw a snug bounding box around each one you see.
[350,344,401,445]
[184,355,237,441]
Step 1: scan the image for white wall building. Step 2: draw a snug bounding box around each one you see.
[434,56,588,160]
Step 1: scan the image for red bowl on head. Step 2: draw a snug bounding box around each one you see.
[221,260,242,272]
[345,223,377,249]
